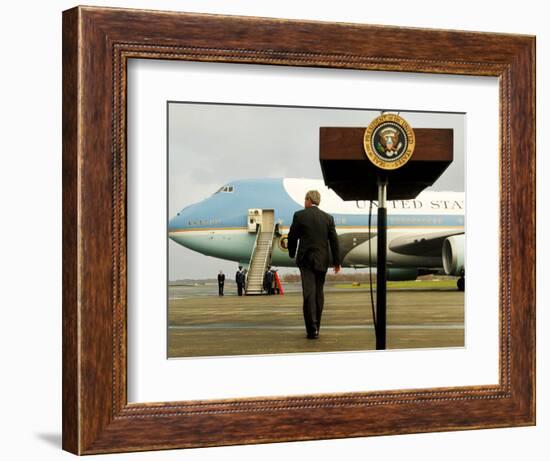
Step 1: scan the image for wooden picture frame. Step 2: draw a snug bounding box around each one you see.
[62,5,535,455]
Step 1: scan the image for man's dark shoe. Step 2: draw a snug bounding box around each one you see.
[307,330,319,339]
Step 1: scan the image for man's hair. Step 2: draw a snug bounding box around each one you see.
[305,190,321,205]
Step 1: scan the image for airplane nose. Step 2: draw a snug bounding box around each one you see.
[168,205,195,247]
[168,205,189,235]
[168,205,202,252]
[168,214,180,233]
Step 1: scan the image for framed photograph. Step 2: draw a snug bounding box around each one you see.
[62,6,535,455]
[164,102,465,359]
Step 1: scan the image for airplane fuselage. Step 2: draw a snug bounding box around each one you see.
[168,178,464,274]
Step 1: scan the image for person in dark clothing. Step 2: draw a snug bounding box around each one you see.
[270,268,277,294]
[288,190,341,339]
[217,270,225,296]
[235,265,245,296]
[263,267,274,294]
[457,268,465,292]
[272,269,280,294]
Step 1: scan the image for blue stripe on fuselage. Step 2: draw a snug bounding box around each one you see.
[169,178,299,230]
[168,178,464,231]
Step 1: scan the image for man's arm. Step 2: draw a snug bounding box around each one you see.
[328,214,341,271]
[287,212,300,259]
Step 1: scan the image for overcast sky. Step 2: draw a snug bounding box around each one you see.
[168,102,465,280]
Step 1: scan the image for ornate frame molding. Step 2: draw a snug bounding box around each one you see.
[63,6,535,454]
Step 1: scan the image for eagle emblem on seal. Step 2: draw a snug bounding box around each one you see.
[363,113,415,170]
[377,126,403,157]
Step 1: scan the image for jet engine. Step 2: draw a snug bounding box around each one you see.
[442,234,464,275]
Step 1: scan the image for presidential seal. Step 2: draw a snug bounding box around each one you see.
[363,113,415,170]
[278,234,289,251]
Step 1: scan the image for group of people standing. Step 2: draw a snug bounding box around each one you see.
[217,266,247,296]
[217,265,282,296]
[263,267,281,295]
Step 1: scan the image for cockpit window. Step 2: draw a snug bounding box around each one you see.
[214,185,234,194]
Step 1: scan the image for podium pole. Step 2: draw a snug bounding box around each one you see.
[376,179,387,350]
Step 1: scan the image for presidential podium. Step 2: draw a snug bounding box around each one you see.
[319,120,454,350]
[319,127,453,201]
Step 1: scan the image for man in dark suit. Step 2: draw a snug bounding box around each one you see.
[288,190,341,339]
[235,266,245,296]
[217,270,225,296]
[263,267,273,294]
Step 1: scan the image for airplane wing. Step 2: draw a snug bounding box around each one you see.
[388,230,464,257]
[338,232,375,256]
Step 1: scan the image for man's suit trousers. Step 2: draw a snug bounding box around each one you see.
[299,265,327,336]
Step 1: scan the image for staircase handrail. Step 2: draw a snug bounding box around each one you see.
[259,221,276,285]
[245,223,262,291]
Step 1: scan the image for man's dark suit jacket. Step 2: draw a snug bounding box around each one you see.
[287,206,341,272]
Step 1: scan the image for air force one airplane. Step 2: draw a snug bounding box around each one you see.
[168,178,465,292]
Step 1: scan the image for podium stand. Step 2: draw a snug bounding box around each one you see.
[319,123,454,349]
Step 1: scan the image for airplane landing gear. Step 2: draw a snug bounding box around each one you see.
[457,269,465,292]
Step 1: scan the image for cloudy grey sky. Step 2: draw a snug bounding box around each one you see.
[168,102,464,281]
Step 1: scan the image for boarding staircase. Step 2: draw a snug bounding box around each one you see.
[245,210,275,295]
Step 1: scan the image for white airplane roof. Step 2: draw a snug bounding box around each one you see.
[282,178,464,215]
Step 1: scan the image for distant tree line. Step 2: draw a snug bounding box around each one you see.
[281,272,377,282]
